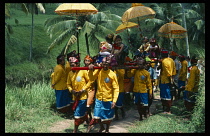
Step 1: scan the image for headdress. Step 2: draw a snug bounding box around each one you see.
[84,55,93,62]
[170,51,179,56]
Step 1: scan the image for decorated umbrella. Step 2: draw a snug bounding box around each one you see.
[121,3,156,38]
[158,21,187,38]
[158,21,187,50]
[115,22,138,52]
[55,3,98,55]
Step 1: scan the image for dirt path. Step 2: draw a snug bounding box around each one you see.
[49,92,161,133]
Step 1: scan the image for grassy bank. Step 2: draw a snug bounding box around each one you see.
[5,81,74,133]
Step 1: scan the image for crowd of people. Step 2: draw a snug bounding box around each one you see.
[50,34,203,133]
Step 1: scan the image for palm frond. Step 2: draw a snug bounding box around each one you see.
[36,3,45,13]
[5,3,10,17]
[21,3,29,15]
[81,21,95,35]
[185,9,201,19]
[145,18,164,26]
[63,35,77,55]
[194,19,204,31]
[46,29,74,54]
[44,16,74,29]
[46,20,76,38]
[88,12,109,23]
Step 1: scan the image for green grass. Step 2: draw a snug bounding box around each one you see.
[129,114,190,133]
[5,81,74,133]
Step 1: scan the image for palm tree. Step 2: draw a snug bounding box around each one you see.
[44,5,122,56]
[184,3,205,48]
[20,3,45,62]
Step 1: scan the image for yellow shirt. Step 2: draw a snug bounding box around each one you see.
[127,69,152,94]
[178,60,188,81]
[65,61,71,77]
[52,64,67,90]
[160,57,176,84]
[88,69,119,103]
[67,70,90,100]
[114,69,125,93]
[185,66,200,92]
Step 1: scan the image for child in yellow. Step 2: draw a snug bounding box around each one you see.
[126,58,152,121]
[183,56,200,112]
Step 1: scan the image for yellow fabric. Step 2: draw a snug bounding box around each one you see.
[53,64,67,90]
[139,42,150,52]
[150,59,155,68]
[185,66,200,92]
[126,69,152,94]
[65,61,71,77]
[88,69,119,103]
[178,60,188,81]
[114,69,125,92]
[160,57,176,84]
[67,70,90,100]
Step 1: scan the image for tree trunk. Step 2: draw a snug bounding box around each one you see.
[181,3,190,57]
[29,4,34,62]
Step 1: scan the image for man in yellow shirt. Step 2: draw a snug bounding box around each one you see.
[51,55,72,114]
[183,56,200,112]
[159,49,176,114]
[177,55,188,100]
[67,56,90,133]
[126,58,152,121]
[114,69,126,120]
[87,57,119,133]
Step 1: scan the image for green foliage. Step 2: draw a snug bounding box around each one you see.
[5,82,66,133]
[188,71,205,133]
[128,114,190,133]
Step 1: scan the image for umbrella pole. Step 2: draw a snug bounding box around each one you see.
[126,29,133,57]
[137,17,143,38]
[85,33,90,55]
[76,15,79,55]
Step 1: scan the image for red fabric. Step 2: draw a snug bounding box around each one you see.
[113,44,122,50]
[72,97,80,111]
[75,114,88,126]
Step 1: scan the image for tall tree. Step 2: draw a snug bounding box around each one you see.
[44,4,122,55]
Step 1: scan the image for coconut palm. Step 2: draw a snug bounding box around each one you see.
[184,3,205,47]
[44,7,122,55]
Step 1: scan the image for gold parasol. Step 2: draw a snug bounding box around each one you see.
[55,3,98,16]
[121,3,156,38]
[54,3,98,55]
[158,21,187,38]
[115,22,138,34]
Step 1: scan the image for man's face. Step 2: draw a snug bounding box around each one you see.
[70,62,79,72]
[60,57,65,65]
[102,61,109,71]
[137,60,145,69]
